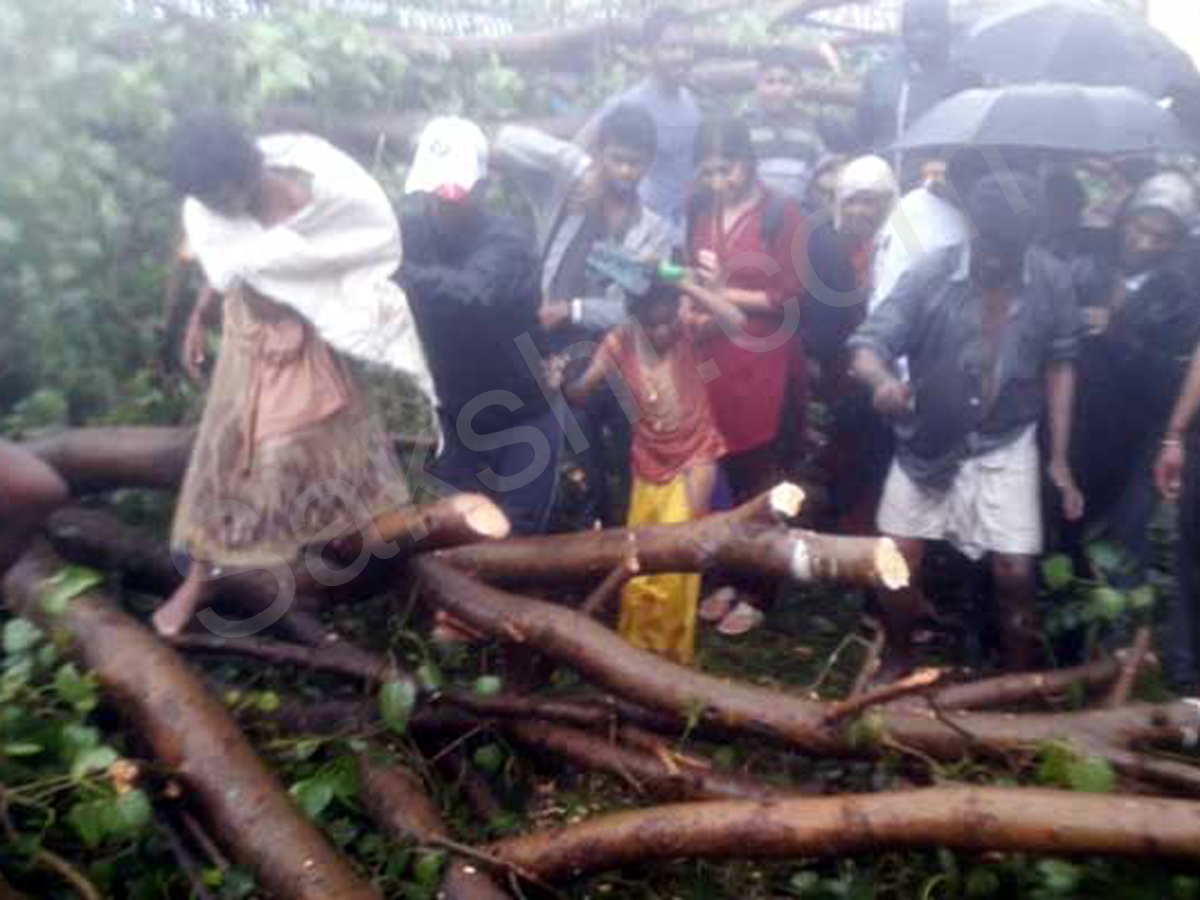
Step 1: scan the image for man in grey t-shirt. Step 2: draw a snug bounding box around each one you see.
[579,6,701,241]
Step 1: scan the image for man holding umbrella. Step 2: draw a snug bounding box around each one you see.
[849,173,1084,676]
[855,0,980,170]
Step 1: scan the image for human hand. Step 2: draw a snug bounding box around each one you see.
[539,301,571,331]
[872,377,912,416]
[1155,438,1186,501]
[696,249,721,285]
[181,307,208,381]
[1048,458,1085,521]
[1083,307,1111,337]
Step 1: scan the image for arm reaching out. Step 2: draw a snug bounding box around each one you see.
[1156,341,1200,499]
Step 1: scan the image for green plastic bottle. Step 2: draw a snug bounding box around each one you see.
[656,260,686,283]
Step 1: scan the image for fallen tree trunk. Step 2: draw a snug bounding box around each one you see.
[927,657,1124,711]
[437,501,907,591]
[415,560,1200,794]
[357,755,512,900]
[4,544,380,900]
[489,787,1200,881]
[504,719,778,802]
[25,426,196,494]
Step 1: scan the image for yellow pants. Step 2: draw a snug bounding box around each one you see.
[618,473,700,665]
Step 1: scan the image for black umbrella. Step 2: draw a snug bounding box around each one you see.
[959,0,1200,102]
[892,83,1190,155]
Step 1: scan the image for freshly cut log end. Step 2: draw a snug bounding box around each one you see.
[874,538,909,590]
[768,482,806,520]
[449,494,512,541]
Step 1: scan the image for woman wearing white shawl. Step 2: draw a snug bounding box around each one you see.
[805,155,898,532]
[157,113,434,637]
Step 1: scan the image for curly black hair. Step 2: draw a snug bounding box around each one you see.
[163,111,263,200]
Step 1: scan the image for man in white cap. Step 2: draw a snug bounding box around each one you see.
[400,116,561,535]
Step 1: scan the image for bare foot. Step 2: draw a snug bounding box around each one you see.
[152,575,212,637]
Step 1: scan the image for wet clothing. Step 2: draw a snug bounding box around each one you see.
[687,190,806,460]
[605,325,726,483]
[400,206,561,534]
[619,470,705,665]
[850,244,1079,490]
[171,290,412,571]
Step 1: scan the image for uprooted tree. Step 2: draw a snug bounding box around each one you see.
[4,425,1200,898]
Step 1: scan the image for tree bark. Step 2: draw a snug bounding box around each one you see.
[25,426,196,494]
[437,504,907,591]
[926,657,1123,710]
[490,788,1200,882]
[169,632,399,684]
[503,719,779,802]
[3,544,380,900]
[357,754,512,900]
[415,560,1200,794]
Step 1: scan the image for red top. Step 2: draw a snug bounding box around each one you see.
[606,324,727,483]
[688,191,805,455]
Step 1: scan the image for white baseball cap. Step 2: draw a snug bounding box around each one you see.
[405,116,489,202]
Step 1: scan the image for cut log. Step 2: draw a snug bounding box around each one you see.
[414,560,1200,794]
[490,788,1200,882]
[438,489,907,591]
[3,543,380,900]
[357,754,512,900]
[25,427,196,494]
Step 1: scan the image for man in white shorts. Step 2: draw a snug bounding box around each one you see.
[849,173,1084,676]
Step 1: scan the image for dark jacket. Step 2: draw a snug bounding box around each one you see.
[399,207,547,422]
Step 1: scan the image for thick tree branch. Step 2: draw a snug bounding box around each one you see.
[490,788,1200,882]
[3,544,381,900]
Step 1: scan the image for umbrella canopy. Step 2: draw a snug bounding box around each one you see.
[892,83,1190,155]
[959,0,1200,102]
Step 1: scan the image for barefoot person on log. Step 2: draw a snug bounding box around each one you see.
[849,173,1084,677]
[561,276,741,664]
[157,113,436,637]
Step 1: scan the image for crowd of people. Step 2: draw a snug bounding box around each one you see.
[4,0,1200,690]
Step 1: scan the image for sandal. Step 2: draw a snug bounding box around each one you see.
[716,601,765,636]
[699,586,738,623]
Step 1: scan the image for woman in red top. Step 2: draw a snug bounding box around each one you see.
[684,118,806,504]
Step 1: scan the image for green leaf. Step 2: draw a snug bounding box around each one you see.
[1064,755,1116,793]
[379,678,417,736]
[472,743,504,774]
[72,745,118,781]
[69,797,111,848]
[415,661,442,691]
[1040,555,1074,591]
[40,565,103,616]
[1128,584,1156,612]
[255,691,281,713]
[54,663,97,712]
[473,675,502,697]
[291,777,335,819]
[1036,859,1081,894]
[112,789,152,835]
[2,741,43,757]
[1089,587,1126,622]
[3,619,44,655]
[1086,542,1125,577]
[412,850,446,888]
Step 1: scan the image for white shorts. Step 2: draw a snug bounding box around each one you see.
[877,426,1042,561]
